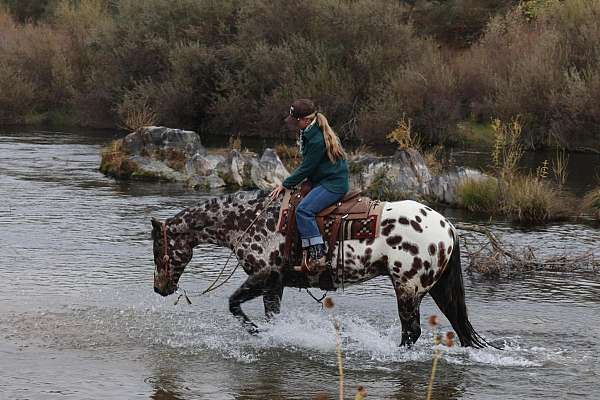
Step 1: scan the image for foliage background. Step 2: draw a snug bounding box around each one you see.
[1,0,599,149]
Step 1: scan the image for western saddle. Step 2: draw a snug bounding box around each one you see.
[277,182,383,278]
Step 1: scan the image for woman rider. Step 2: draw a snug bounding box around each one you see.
[269,99,349,273]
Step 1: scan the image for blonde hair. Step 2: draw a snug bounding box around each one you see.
[314,112,347,162]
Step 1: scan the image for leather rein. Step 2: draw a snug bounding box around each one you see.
[160,195,277,305]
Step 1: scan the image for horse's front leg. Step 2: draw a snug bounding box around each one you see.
[262,269,284,319]
[229,268,280,333]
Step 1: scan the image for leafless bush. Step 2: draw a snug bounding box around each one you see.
[458,223,599,277]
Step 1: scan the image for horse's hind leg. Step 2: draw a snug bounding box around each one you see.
[395,288,424,346]
[262,269,284,319]
[229,269,273,333]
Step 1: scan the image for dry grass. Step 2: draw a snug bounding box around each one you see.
[583,187,600,219]
[153,148,187,172]
[386,114,422,150]
[457,118,576,223]
[551,148,569,186]
[458,173,573,223]
[504,175,572,223]
[347,144,372,159]
[275,143,300,171]
[228,135,242,151]
[457,178,499,213]
[491,117,524,180]
[99,139,135,177]
[119,99,158,132]
[422,144,443,175]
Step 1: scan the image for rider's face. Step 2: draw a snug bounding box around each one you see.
[286,116,311,131]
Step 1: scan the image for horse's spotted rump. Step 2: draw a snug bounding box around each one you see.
[428,243,437,255]
[382,224,394,236]
[386,235,403,247]
[420,208,428,216]
[440,220,446,228]
[382,218,396,226]
[412,257,423,271]
[398,217,410,225]
[415,215,422,223]
[401,241,419,255]
[410,220,423,233]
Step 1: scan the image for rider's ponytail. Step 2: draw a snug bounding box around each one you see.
[316,112,346,162]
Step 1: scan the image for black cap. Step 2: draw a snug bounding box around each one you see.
[285,99,316,123]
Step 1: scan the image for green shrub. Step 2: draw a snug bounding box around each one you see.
[457,178,499,213]
[503,175,571,223]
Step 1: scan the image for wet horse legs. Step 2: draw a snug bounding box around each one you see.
[229,268,283,333]
[395,291,424,346]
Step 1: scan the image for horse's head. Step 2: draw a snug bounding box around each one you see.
[151,217,193,297]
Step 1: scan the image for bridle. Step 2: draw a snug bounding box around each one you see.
[159,221,172,281]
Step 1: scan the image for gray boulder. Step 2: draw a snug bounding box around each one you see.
[250,148,290,190]
[349,148,432,193]
[187,173,227,190]
[185,153,225,176]
[348,149,493,205]
[428,167,494,204]
[122,126,207,157]
[126,155,188,182]
[216,150,255,187]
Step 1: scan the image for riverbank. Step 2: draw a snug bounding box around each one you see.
[98,125,600,224]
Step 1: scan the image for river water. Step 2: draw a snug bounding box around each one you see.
[0,128,599,400]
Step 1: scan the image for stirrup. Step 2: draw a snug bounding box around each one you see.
[293,251,326,275]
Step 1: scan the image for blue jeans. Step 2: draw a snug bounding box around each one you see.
[296,185,345,248]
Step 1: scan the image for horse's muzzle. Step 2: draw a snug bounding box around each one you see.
[154,286,169,296]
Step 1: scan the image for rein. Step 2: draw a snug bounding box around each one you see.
[167,194,277,305]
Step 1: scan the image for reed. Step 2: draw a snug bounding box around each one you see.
[119,98,158,132]
[551,148,569,187]
[323,297,344,400]
[426,315,455,400]
[491,117,524,181]
[583,186,600,219]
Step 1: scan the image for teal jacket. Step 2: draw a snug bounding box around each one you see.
[282,123,349,194]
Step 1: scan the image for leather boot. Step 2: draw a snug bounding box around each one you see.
[294,244,327,274]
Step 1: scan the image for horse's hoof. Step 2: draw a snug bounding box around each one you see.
[244,322,260,335]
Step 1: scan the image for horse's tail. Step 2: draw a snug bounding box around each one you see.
[428,236,494,348]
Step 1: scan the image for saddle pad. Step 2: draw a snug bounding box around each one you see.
[277,194,384,241]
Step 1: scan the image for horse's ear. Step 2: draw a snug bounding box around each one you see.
[151,217,162,231]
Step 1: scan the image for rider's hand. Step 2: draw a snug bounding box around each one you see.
[269,184,285,199]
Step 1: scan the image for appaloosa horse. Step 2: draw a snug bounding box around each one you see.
[152,190,489,347]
